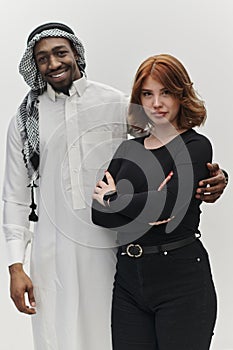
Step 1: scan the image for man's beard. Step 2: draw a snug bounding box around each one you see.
[53,81,73,95]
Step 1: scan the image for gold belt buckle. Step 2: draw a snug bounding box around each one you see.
[126,244,143,258]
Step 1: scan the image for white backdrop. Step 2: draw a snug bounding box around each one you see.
[0,0,232,349]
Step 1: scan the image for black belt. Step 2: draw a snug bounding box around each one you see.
[120,234,199,258]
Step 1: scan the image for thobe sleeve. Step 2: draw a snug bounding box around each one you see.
[2,116,33,266]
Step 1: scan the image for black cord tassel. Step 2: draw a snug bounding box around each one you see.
[28,181,38,222]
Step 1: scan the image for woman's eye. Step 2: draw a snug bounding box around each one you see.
[141,91,152,97]
[162,89,171,95]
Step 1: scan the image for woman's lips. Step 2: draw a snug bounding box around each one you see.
[150,111,167,117]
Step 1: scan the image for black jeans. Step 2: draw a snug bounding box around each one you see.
[112,239,217,350]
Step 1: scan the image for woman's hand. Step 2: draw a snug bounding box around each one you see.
[92,171,116,206]
[149,171,174,226]
[149,216,175,226]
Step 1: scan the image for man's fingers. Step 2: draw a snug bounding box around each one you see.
[28,286,36,308]
[20,305,36,315]
[198,163,226,188]
[196,184,223,195]
[15,301,36,314]
[11,292,36,315]
[195,192,220,203]
[196,181,224,203]
[206,162,220,174]
[198,173,226,188]
[196,168,226,204]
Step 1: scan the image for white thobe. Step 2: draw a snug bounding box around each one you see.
[2,77,128,350]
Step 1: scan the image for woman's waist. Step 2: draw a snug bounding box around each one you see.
[132,228,199,247]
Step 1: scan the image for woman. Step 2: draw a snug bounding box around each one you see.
[92,54,217,350]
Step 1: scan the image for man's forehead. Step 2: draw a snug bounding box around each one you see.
[34,37,72,53]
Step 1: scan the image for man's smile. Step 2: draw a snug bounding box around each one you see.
[47,68,68,79]
[50,71,66,78]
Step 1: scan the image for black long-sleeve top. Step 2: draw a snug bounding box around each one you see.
[92,129,212,246]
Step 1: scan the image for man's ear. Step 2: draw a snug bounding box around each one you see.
[71,45,79,60]
[73,51,79,61]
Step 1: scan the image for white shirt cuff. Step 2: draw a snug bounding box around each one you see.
[3,224,32,266]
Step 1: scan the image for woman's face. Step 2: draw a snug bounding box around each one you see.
[140,75,180,128]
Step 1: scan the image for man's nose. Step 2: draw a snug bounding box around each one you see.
[48,55,61,70]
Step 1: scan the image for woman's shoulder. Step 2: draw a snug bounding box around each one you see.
[180,129,213,161]
[182,128,212,146]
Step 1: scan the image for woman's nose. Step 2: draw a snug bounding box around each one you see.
[152,95,162,108]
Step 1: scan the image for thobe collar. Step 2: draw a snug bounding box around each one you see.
[46,76,88,101]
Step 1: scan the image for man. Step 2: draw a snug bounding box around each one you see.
[2,22,227,350]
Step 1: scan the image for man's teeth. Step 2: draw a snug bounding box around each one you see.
[52,72,65,78]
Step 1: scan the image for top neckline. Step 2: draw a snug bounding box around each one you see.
[143,129,192,151]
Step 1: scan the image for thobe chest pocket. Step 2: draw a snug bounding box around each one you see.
[81,131,114,171]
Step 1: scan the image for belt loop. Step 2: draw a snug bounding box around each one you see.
[158,245,168,255]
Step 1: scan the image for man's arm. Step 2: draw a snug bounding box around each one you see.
[3,116,36,315]
[195,163,228,203]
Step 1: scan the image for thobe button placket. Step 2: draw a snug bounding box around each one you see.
[65,97,86,210]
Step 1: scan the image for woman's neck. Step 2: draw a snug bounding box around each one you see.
[145,125,188,149]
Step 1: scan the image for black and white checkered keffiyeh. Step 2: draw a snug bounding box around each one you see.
[16,28,86,221]
[19,29,86,91]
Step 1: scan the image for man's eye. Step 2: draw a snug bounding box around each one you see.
[37,56,47,64]
[57,51,67,57]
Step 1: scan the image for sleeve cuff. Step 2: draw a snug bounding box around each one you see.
[3,224,33,266]
[6,239,27,266]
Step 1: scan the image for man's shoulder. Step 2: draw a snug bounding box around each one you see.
[86,80,128,100]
